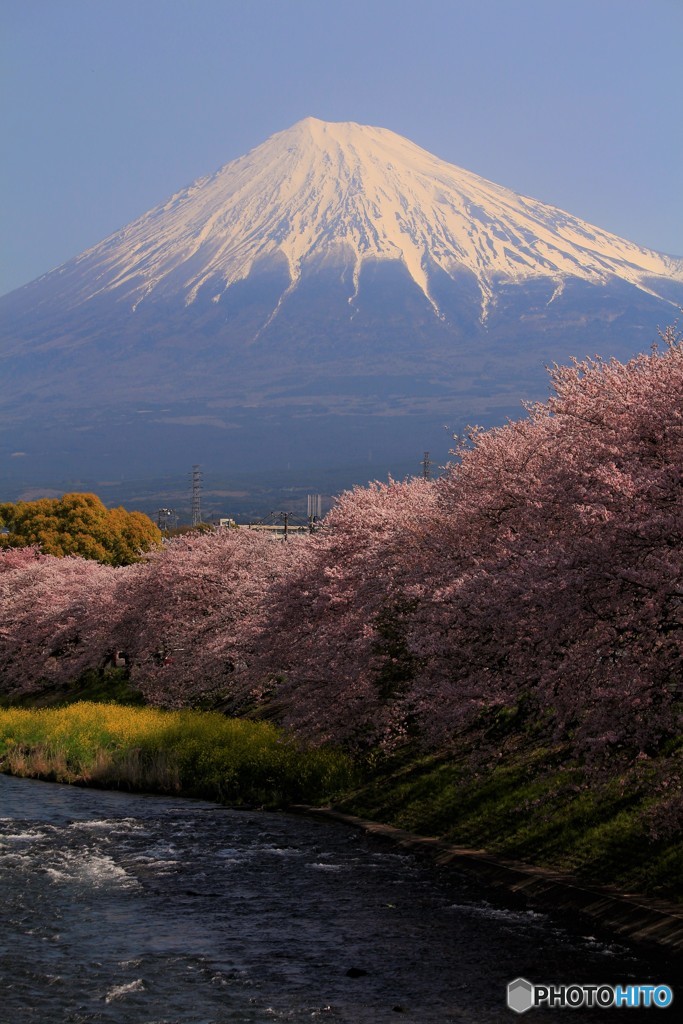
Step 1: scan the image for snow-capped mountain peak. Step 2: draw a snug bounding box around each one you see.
[66,117,682,317]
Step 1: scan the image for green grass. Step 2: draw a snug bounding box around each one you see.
[0,703,356,808]
[338,734,683,903]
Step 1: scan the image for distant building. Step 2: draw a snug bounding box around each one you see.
[238,522,309,539]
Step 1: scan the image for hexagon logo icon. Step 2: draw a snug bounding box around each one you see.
[507,977,534,1014]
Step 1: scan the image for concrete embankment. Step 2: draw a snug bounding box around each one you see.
[289,804,683,955]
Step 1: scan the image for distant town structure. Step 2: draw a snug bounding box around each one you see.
[307,493,322,526]
[244,510,309,541]
[157,507,178,531]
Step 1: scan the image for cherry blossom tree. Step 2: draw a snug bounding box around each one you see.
[0,548,122,695]
[408,329,682,759]
[256,477,440,744]
[110,528,301,707]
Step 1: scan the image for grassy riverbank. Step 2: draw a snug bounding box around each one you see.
[0,703,355,807]
[339,732,683,904]
[1,701,680,904]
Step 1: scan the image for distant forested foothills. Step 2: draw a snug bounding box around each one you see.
[1,329,682,897]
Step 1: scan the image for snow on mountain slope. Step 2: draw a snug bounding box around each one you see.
[64,117,682,318]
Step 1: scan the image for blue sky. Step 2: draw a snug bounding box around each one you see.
[1,0,681,297]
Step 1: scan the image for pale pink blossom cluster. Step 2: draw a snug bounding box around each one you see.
[1,331,681,769]
[0,545,119,691]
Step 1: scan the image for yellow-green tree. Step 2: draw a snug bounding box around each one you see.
[0,493,162,566]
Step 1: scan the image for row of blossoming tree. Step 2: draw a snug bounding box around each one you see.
[1,330,681,769]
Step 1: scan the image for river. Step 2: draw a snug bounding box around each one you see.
[0,774,677,1022]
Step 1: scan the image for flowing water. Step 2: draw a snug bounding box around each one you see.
[0,774,677,1022]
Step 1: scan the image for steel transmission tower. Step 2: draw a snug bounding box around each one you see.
[191,465,203,526]
[421,451,432,481]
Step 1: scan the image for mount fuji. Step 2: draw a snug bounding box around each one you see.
[2,117,682,494]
